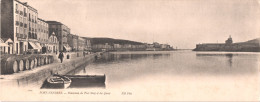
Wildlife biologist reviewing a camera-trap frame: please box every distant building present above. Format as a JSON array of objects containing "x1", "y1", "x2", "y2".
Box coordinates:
[
  {"x1": 78, "y1": 37, "x2": 85, "y2": 51},
  {"x1": 47, "y1": 32, "x2": 59, "y2": 53},
  {"x1": 153, "y1": 42, "x2": 160, "y2": 48},
  {"x1": 47, "y1": 21, "x2": 71, "y2": 52},
  {"x1": 67, "y1": 34, "x2": 78, "y2": 51},
  {"x1": 194, "y1": 36, "x2": 260, "y2": 52},
  {"x1": 84, "y1": 37, "x2": 92, "y2": 51},
  {"x1": 225, "y1": 35, "x2": 233, "y2": 45}
]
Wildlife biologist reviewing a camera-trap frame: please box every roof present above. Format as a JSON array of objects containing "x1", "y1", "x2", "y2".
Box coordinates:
[
  {"x1": 46, "y1": 21, "x2": 63, "y2": 25},
  {"x1": 1, "y1": 38, "x2": 12, "y2": 42},
  {"x1": 14, "y1": 0, "x2": 38, "y2": 13},
  {"x1": 198, "y1": 43, "x2": 225, "y2": 45},
  {"x1": 38, "y1": 18, "x2": 47, "y2": 22}
]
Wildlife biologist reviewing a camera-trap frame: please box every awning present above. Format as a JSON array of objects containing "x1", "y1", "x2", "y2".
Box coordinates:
[
  {"x1": 63, "y1": 46, "x2": 71, "y2": 51},
  {"x1": 0, "y1": 43, "x2": 8, "y2": 47},
  {"x1": 35, "y1": 43, "x2": 42, "y2": 49},
  {"x1": 29, "y1": 42, "x2": 39, "y2": 49}
]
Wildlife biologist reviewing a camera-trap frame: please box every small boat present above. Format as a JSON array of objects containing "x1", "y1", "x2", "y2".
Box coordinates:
[{"x1": 44, "y1": 74, "x2": 72, "y2": 89}]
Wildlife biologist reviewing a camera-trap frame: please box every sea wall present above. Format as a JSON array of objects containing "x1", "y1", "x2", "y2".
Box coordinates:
[
  {"x1": 194, "y1": 43, "x2": 260, "y2": 52},
  {"x1": 0, "y1": 54, "x2": 96, "y2": 88}
]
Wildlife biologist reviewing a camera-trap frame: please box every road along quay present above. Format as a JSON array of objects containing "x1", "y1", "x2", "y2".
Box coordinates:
[{"x1": 0, "y1": 52, "x2": 97, "y2": 88}]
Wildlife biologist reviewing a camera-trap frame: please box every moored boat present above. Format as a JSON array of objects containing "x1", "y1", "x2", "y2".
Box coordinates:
[{"x1": 43, "y1": 74, "x2": 72, "y2": 89}]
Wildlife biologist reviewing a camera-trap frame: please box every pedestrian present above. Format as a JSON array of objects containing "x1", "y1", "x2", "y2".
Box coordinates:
[{"x1": 58, "y1": 51, "x2": 64, "y2": 63}]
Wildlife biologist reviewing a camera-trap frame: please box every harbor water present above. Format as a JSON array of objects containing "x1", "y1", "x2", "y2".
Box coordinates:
[{"x1": 70, "y1": 50, "x2": 259, "y2": 101}]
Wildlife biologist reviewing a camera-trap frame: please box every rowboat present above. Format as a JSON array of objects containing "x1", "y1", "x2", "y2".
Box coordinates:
[{"x1": 44, "y1": 74, "x2": 72, "y2": 89}]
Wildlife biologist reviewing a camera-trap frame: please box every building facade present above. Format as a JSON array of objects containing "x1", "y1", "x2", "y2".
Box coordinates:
[
  {"x1": 1, "y1": 0, "x2": 44, "y2": 54},
  {"x1": 83, "y1": 37, "x2": 92, "y2": 51},
  {"x1": 47, "y1": 32, "x2": 59, "y2": 53},
  {"x1": 78, "y1": 37, "x2": 85, "y2": 51},
  {"x1": 37, "y1": 18, "x2": 49, "y2": 53},
  {"x1": 1, "y1": 0, "x2": 28, "y2": 54},
  {"x1": 67, "y1": 34, "x2": 78, "y2": 51},
  {"x1": 27, "y1": 3, "x2": 41, "y2": 53},
  {"x1": 47, "y1": 21, "x2": 71, "y2": 52},
  {"x1": 194, "y1": 36, "x2": 260, "y2": 52}
]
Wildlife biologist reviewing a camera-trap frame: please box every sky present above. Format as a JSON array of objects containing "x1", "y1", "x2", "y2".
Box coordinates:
[{"x1": 22, "y1": 0, "x2": 260, "y2": 49}]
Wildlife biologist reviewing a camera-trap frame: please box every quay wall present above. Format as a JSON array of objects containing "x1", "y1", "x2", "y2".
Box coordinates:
[
  {"x1": 193, "y1": 43, "x2": 260, "y2": 52},
  {"x1": 0, "y1": 53, "x2": 96, "y2": 88}
]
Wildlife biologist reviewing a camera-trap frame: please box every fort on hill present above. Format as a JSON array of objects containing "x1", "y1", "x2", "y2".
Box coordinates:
[{"x1": 193, "y1": 36, "x2": 260, "y2": 52}]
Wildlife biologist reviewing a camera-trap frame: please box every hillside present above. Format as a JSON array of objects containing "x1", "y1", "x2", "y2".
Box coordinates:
[
  {"x1": 244, "y1": 38, "x2": 260, "y2": 44},
  {"x1": 236, "y1": 38, "x2": 260, "y2": 44},
  {"x1": 82, "y1": 37, "x2": 144, "y2": 45}
]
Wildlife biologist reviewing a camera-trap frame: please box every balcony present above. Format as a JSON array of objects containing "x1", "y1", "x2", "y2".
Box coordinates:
[
  {"x1": 24, "y1": 13, "x2": 27, "y2": 17},
  {"x1": 19, "y1": 11, "x2": 23, "y2": 15},
  {"x1": 33, "y1": 33, "x2": 37, "y2": 39},
  {"x1": 16, "y1": 33, "x2": 20, "y2": 37},
  {"x1": 20, "y1": 22, "x2": 23, "y2": 27},
  {"x1": 15, "y1": 10, "x2": 19, "y2": 14},
  {"x1": 24, "y1": 34, "x2": 27, "y2": 39},
  {"x1": 15, "y1": 21, "x2": 19, "y2": 26},
  {"x1": 20, "y1": 34, "x2": 23, "y2": 38}
]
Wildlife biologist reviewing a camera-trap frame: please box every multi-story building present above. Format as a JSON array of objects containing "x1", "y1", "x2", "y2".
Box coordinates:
[
  {"x1": 1, "y1": 0, "x2": 30, "y2": 54},
  {"x1": 47, "y1": 21, "x2": 71, "y2": 52},
  {"x1": 78, "y1": 37, "x2": 85, "y2": 51},
  {"x1": 27, "y1": 3, "x2": 41, "y2": 53},
  {"x1": 83, "y1": 37, "x2": 92, "y2": 51},
  {"x1": 67, "y1": 34, "x2": 78, "y2": 51},
  {"x1": 37, "y1": 18, "x2": 49, "y2": 53},
  {"x1": 1, "y1": 0, "x2": 49, "y2": 54}
]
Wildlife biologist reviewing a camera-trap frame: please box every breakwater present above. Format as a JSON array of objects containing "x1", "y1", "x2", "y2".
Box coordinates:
[{"x1": 0, "y1": 53, "x2": 96, "y2": 88}]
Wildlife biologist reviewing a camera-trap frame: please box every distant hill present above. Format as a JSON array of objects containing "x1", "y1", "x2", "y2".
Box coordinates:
[
  {"x1": 82, "y1": 37, "x2": 144, "y2": 45},
  {"x1": 244, "y1": 38, "x2": 260, "y2": 44},
  {"x1": 236, "y1": 38, "x2": 260, "y2": 44}
]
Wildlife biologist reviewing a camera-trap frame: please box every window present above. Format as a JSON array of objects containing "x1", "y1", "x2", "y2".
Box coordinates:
[
  {"x1": 29, "y1": 13, "x2": 31, "y2": 20},
  {"x1": 16, "y1": 27, "x2": 18, "y2": 33},
  {"x1": 24, "y1": 8, "x2": 26, "y2": 13},
  {"x1": 24, "y1": 29, "x2": 26, "y2": 35},
  {"x1": 24, "y1": 18, "x2": 26, "y2": 24},
  {"x1": 20, "y1": 27, "x2": 22, "y2": 34},
  {"x1": 20, "y1": 17, "x2": 22, "y2": 22},
  {"x1": 16, "y1": 15, "x2": 18, "y2": 21},
  {"x1": 16, "y1": 4, "x2": 18, "y2": 10}
]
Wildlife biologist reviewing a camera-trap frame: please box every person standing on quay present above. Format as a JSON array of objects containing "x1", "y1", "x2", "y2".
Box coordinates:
[{"x1": 58, "y1": 52, "x2": 64, "y2": 63}]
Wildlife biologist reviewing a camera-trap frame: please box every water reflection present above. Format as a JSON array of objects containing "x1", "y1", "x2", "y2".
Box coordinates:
[
  {"x1": 225, "y1": 54, "x2": 233, "y2": 67},
  {"x1": 196, "y1": 53, "x2": 234, "y2": 67},
  {"x1": 68, "y1": 51, "x2": 260, "y2": 91},
  {"x1": 94, "y1": 52, "x2": 170, "y2": 64}
]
